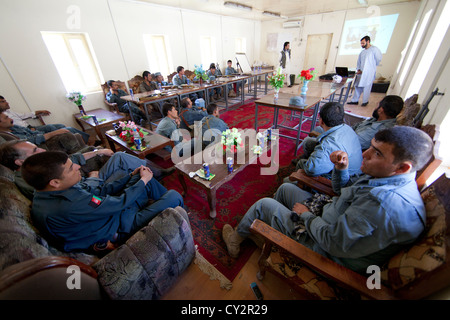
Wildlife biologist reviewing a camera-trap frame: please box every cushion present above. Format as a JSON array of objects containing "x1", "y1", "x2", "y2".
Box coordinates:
[{"x1": 380, "y1": 182, "x2": 447, "y2": 290}]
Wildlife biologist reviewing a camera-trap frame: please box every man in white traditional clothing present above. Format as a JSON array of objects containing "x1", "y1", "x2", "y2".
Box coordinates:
[
  {"x1": 348, "y1": 36, "x2": 382, "y2": 107},
  {"x1": 279, "y1": 42, "x2": 293, "y2": 87}
]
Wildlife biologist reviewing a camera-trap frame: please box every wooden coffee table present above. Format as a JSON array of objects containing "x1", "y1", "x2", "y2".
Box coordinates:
[
  {"x1": 105, "y1": 126, "x2": 174, "y2": 159},
  {"x1": 175, "y1": 137, "x2": 278, "y2": 218},
  {"x1": 73, "y1": 108, "x2": 126, "y2": 146}
]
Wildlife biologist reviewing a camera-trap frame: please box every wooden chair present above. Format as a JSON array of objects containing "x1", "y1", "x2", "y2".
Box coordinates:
[
  {"x1": 184, "y1": 70, "x2": 196, "y2": 81},
  {"x1": 100, "y1": 81, "x2": 130, "y2": 121},
  {"x1": 167, "y1": 72, "x2": 177, "y2": 84},
  {"x1": 127, "y1": 75, "x2": 144, "y2": 94},
  {"x1": 250, "y1": 173, "x2": 450, "y2": 300}
]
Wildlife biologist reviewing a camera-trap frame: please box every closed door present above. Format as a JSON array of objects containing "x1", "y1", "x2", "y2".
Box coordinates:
[{"x1": 304, "y1": 33, "x2": 333, "y2": 75}]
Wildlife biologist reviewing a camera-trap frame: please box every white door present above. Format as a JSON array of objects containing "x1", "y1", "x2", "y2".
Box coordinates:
[{"x1": 304, "y1": 33, "x2": 333, "y2": 75}]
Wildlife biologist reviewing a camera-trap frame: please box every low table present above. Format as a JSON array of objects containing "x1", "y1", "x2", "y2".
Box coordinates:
[
  {"x1": 105, "y1": 126, "x2": 174, "y2": 159},
  {"x1": 175, "y1": 137, "x2": 278, "y2": 218},
  {"x1": 73, "y1": 108, "x2": 126, "y2": 146}
]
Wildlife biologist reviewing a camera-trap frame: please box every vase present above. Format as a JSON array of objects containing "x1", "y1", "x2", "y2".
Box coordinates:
[
  {"x1": 274, "y1": 88, "x2": 280, "y2": 102},
  {"x1": 301, "y1": 80, "x2": 309, "y2": 96},
  {"x1": 77, "y1": 104, "x2": 86, "y2": 116}
]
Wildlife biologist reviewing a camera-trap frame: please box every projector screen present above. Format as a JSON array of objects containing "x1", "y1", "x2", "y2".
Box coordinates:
[{"x1": 339, "y1": 14, "x2": 399, "y2": 55}]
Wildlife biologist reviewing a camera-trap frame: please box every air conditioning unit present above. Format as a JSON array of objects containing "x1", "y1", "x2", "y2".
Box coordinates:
[{"x1": 282, "y1": 20, "x2": 303, "y2": 28}]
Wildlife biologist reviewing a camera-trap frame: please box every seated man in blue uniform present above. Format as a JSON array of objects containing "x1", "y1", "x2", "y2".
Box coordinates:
[
  {"x1": 21, "y1": 151, "x2": 184, "y2": 252},
  {"x1": 155, "y1": 103, "x2": 197, "y2": 158},
  {"x1": 0, "y1": 140, "x2": 174, "y2": 199},
  {"x1": 201, "y1": 103, "x2": 228, "y2": 148},
  {"x1": 294, "y1": 102, "x2": 362, "y2": 179},
  {"x1": 106, "y1": 80, "x2": 148, "y2": 126},
  {"x1": 224, "y1": 60, "x2": 243, "y2": 97},
  {"x1": 206, "y1": 63, "x2": 222, "y2": 102},
  {"x1": 300, "y1": 95, "x2": 404, "y2": 154},
  {"x1": 172, "y1": 66, "x2": 201, "y2": 101},
  {"x1": 178, "y1": 97, "x2": 207, "y2": 131},
  {"x1": 222, "y1": 126, "x2": 433, "y2": 274}
]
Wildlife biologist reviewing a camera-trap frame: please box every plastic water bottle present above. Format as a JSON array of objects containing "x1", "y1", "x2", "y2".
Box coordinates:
[
  {"x1": 158, "y1": 83, "x2": 162, "y2": 91},
  {"x1": 187, "y1": 79, "x2": 190, "y2": 85},
  {"x1": 130, "y1": 89, "x2": 134, "y2": 101},
  {"x1": 133, "y1": 128, "x2": 141, "y2": 150}
]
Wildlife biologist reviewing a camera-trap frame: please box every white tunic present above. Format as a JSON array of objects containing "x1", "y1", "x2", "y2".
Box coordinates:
[{"x1": 355, "y1": 45, "x2": 382, "y2": 87}]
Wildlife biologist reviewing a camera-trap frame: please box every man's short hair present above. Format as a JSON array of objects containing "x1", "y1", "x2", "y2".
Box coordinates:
[
  {"x1": 0, "y1": 140, "x2": 28, "y2": 171},
  {"x1": 361, "y1": 36, "x2": 371, "y2": 42},
  {"x1": 378, "y1": 95, "x2": 404, "y2": 118},
  {"x1": 180, "y1": 97, "x2": 191, "y2": 109},
  {"x1": 207, "y1": 103, "x2": 218, "y2": 115},
  {"x1": 319, "y1": 102, "x2": 344, "y2": 127},
  {"x1": 227, "y1": 60, "x2": 232, "y2": 63},
  {"x1": 162, "y1": 103, "x2": 175, "y2": 117},
  {"x1": 209, "y1": 63, "x2": 216, "y2": 69},
  {"x1": 142, "y1": 71, "x2": 151, "y2": 78},
  {"x1": 22, "y1": 151, "x2": 69, "y2": 191},
  {"x1": 0, "y1": 95, "x2": 4, "y2": 99},
  {"x1": 374, "y1": 126, "x2": 433, "y2": 172},
  {"x1": 177, "y1": 66, "x2": 184, "y2": 73},
  {"x1": 106, "y1": 80, "x2": 115, "y2": 88}
]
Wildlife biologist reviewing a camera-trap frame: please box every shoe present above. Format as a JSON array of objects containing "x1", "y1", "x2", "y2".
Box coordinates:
[
  {"x1": 288, "y1": 85, "x2": 293, "y2": 88},
  {"x1": 361, "y1": 102, "x2": 369, "y2": 107},
  {"x1": 347, "y1": 101, "x2": 358, "y2": 105},
  {"x1": 222, "y1": 224, "x2": 244, "y2": 258}
]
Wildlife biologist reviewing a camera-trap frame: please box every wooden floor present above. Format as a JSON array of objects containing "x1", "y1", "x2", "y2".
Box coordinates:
[{"x1": 161, "y1": 84, "x2": 385, "y2": 300}]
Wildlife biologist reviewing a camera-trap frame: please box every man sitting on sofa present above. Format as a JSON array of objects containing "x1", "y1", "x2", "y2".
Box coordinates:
[
  {"x1": 0, "y1": 95, "x2": 90, "y2": 144},
  {"x1": 222, "y1": 126, "x2": 433, "y2": 274},
  {"x1": 21, "y1": 151, "x2": 184, "y2": 252},
  {"x1": 0, "y1": 140, "x2": 174, "y2": 200},
  {"x1": 0, "y1": 110, "x2": 85, "y2": 153},
  {"x1": 178, "y1": 97, "x2": 207, "y2": 131}
]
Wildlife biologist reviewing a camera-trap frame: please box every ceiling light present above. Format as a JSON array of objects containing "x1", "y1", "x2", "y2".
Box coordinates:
[
  {"x1": 224, "y1": 1, "x2": 252, "y2": 12},
  {"x1": 262, "y1": 11, "x2": 281, "y2": 18}
]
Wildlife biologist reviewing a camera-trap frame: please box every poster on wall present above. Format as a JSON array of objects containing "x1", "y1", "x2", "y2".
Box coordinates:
[{"x1": 266, "y1": 33, "x2": 293, "y2": 52}]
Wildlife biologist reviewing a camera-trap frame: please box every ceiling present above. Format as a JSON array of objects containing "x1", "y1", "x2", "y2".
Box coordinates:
[{"x1": 133, "y1": 0, "x2": 416, "y2": 21}]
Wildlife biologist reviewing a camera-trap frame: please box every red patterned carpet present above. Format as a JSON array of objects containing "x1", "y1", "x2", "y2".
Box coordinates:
[{"x1": 149, "y1": 100, "x2": 315, "y2": 281}]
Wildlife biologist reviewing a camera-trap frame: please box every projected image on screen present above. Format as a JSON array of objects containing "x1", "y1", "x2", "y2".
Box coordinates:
[{"x1": 339, "y1": 14, "x2": 399, "y2": 55}]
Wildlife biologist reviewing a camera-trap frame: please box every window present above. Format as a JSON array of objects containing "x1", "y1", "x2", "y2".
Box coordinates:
[
  {"x1": 143, "y1": 34, "x2": 173, "y2": 80},
  {"x1": 235, "y1": 37, "x2": 246, "y2": 53},
  {"x1": 41, "y1": 32, "x2": 103, "y2": 93},
  {"x1": 200, "y1": 36, "x2": 217, "y2": 68}
]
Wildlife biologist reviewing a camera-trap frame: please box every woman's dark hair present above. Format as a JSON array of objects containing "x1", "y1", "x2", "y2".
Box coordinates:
[
  {"x1": 21, "y1": 151, "x2": 69, "y2": 191},
  {"x1": 319, "y1": 102, "x2": 344, "y2": 127},
  {"x1": 374, "y1": 126, "x2": 433, "y2": 172}
]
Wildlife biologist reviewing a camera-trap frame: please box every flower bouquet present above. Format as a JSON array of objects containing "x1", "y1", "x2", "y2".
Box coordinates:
[
  {"x1": 221, "y1": 128, "x2": 243, "y2": 153},
  {"x1": 297, "y1": 67, "x2": 317, "y2": 95},
  {"x1": 118, "y1": 121, "x2": 148, "y2": 143},
  {"x1": 297, "y1": 67, "x2": 317, "y2": 82},
  {"x1": 66, "y1": 91, "x2": 87, "y2": 115},
  {"x1": 268, "y1": 67, "x2": 285, "y2": 100},
  {"x1": 194, "y1": 64, "x2": 209, "y2": 83}
]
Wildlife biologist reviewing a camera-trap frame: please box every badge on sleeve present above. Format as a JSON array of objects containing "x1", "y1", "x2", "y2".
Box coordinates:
[{"x1": 89, "y1": 195, "x2": 102, "y2": 208}]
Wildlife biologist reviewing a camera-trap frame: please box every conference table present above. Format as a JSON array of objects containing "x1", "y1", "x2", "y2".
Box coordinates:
[{"x1": 254, "y1": 78, "x2": 353, "y2": 156}]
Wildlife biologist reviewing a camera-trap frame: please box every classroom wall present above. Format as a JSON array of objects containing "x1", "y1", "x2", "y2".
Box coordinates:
[
  {"x1": 0, "y1": 0, "x2": 260, "y2": 127},
  {"x1": 259, "y1": 1, "x2": 420, "y2": 81}
]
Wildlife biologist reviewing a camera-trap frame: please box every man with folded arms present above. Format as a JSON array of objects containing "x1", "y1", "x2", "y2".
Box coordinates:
[
  {"x1": 222, "y1": 126, "x2": 433, "y2": 274},
  {"x1": 21, "y1": 151, "x2": 183, "y2": 252}
]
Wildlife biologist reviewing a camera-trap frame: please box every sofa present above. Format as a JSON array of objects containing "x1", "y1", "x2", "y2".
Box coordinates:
[{"x1": 0, "y1": 163, "x2": 195, "y2": 299}]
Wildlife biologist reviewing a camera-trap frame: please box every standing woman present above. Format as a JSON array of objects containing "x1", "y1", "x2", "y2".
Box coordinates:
[{"x1": 279, "y1": 42, "x2": 293, "y2": 87}]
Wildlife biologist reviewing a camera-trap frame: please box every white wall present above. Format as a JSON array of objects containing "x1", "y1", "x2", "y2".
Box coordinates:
[
  {"x1": 259, "y1": 2, "x2": 420, "y2": 81},
  {"x1": 0, "y1": 0, "x2": 260, "y2": 128}
]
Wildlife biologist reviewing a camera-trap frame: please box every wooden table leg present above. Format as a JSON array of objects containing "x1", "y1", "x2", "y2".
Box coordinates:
[
  {"x1": 177, "y1": 171, "x2": 187, "y2": 197},
  {"x1": 207, "y1": 189, "x2": 217, "y2": 219}
]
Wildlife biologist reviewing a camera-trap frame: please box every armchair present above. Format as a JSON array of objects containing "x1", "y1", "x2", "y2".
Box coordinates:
[
  {"x1": 128, "y1": 75, "x2": 144, "y2": 94},
  {"x1": 250, "y1": 174, "x2": 450, "y2": 300},
  {"x1": 100, "y1": 81, "x2": 129, "y2": 116}
]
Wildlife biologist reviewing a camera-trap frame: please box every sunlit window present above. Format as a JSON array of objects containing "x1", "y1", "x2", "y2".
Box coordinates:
[
  {"x1": 200, "y1": 36, "x2": 217, "y2": 68},
  {"x1": 41, "y1": 32, "x2": 103, "y2": 93},
  {"x1": 143, "y1": 34, "x2": 173, "y2": 79},
  {"x1": 406, "y1": 1, "x2": 450, "y2": 98},
  {"x1": 398, "y1": 9, "x2": 433, "y2": 86},
  {"x1": 235, "y1": 37, "x2": 246, "y2": 53}
]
